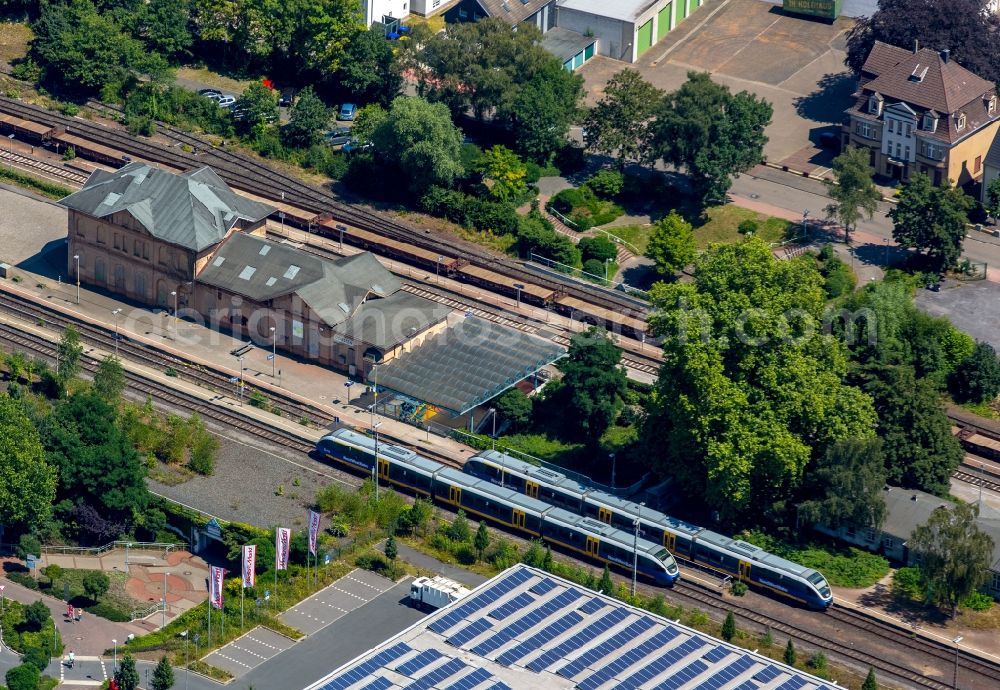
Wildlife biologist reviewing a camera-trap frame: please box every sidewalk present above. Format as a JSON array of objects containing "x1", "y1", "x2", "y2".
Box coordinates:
[{"x1": 0, "y1": 573, "x2": 143, "y2": 656}]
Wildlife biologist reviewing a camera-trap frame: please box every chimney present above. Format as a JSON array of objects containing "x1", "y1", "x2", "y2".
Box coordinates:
[
  {"x1": 914, "y1": 39, "x2": 919, "y2": 54},
  {"x1": 941, "y1": 49, "x2": 950, "y2": 63}
]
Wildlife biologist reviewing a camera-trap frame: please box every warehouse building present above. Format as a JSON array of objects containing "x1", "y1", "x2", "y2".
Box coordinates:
[{"x1": 305, "y1": 564, "x2": 835, "y2": 690}]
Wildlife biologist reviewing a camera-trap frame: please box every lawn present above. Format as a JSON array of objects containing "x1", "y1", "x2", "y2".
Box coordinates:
[
  {"x1": 694, "y1": 205, "x2": 793, "y2": 250},
  {"x1": 32, "y1": 569, "x2": 140, "y2": 621},
  {"x1": 0, "y1": 22, "x2": 32, "y2": 63},
  {"x1": 176, "y1": 66, "x2": 255, "y2": 95},
  {"x1": 602, "y1": 225, "x2": 652, "y2": 256}
]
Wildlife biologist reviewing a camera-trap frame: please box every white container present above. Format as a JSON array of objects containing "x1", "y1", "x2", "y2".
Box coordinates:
[{"x1": 409, "y1": 576, "x2": 470, "y2": 610}]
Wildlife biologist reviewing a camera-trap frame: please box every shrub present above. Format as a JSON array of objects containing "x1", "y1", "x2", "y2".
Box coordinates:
[
  {"x1": 738, "y1": 219, "x2": 758, "y2": 236},
  {"x1": 62, "y1": 146, "x2": 76, "y2": 161},
  {"x1": 960, "y1": 591, "x2": 994, "y2": 611},
  {"x1": 21, "y1": 644, "x2": 50, "y2": 672},
  {"x1": 82, "y1": 571, "x2": 110, "y2": 601},
  {"x1": 23, "y1": 601, "x2": 50, "y2": 631},
  {"x1": 587, "y1": 170, "x2": 624, "y2": 199},
  {"x1": 720, "y1": 611, "x2": 736, "y2": 641},
  {"x1": 5, "y1": 663, "x2": 40, "y2": 690},
  {"x1": 730, "y1": 581, "x2": 748, "y2": 597},
  {"x1": 809, "y1": 651, "x2": 828, "y2": 674},
  {"x1": 891, "y1": 567, "x2": 923, "y2": 601},
  {"x1": 355, "y1": 552, "x2": 390, "y2": 573},
  {"x1": 454, "y1": 544, "x2": 477, "y2": 565},
  {"x1": 448, "y1": 510, "x2": 472, "y2": 542},
  {"x1": 582, "y1": 258, "x2": 606, "y2": 280},
  {"x1": 578, "y1": 236, "x2": 617, "y2": 263},
  {"x1": 86, "y1": 601, "x2": 130, "y2": 622},
  {"x1": 490, "y1": 538, "x2": 519, "y2": 570},
  {"x1": 7, "y1": 572, "x2": 37, "y2": 590}
]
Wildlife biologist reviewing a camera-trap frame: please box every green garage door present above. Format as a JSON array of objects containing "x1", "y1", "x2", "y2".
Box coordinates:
[
  {"x1": 637, "y1": 19, "x2": 653, "y2": 56},
  {"x1": 657, "y1": 3, "x2": 672, "y2": 40},
  {"x1": 676, "y1": 0, "x2": 687, "y2": 23}
]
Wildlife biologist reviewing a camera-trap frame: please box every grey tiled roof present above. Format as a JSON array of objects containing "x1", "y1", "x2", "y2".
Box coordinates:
[
  {"x1": 477, "y1": 0, "x2": 550, "y2": 24},
  {"x1": 60, "y1": 164, "x2": 274, "y2": 252}
]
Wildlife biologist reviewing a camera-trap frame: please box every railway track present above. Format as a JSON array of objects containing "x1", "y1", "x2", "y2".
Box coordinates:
[
  {"x1": 952, "y1": 469, "x2": 1000, "y2": 493},
  {"x1": 0, "y1": 148, "x2": 89, "y2": 185}
]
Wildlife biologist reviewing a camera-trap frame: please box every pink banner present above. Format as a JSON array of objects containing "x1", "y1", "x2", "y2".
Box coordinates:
[
  {"x1": 209, "y1": 565, "x2": 224, "y2": 609},
  {"x1": 308, "y1": 511, "x2": 321, "y2": 557},
  {"x1": 242, "y1": 545, "x2": 256, "y2": 589},
  {"x1": 275, "y1": 527, "x2": 291, "y2": 571}
]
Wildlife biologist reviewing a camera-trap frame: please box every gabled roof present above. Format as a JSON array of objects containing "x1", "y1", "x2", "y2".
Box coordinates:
[
  {"x1": 861, "y1": 41, "x2": 994, "y2": 115},
  {"x1": 475, "y1": 0, "x2": 551, "y2": 25},
  {"x1": 60, "y1": 163, "x2": 274, "y2": 252},
  {"x1": 197, "y1": 233, "x2": 407, "y2": 327}
]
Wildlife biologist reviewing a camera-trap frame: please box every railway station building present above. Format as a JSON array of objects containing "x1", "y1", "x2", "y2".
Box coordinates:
[
  {"x1": 61, "y1": 163, "x2": 449, "y2": 374},
  {"x1": 304, "y1": 564, "x2": 834, "y2": 690}
]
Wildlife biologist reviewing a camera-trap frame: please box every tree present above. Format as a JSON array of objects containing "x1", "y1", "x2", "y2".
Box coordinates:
[
  {"x1": 645, "y1": 210, "x2": 695, "y2": 275},
  {"x1": 720, "y1": 611, "x2": 736, "y2": 642},
  {"x1": 651, "y1": 72, "x2": 772, "y2": 205},
  {"x1": 542, "y1": 546, "x2": 553, "y2": 572},
  {"x1": 21, "y1": 644, "x2": 50, "y2": 672},
  {"x1": 82, "y1": 570, "x2": 110, "y2": 600},
  {"x1": 336, "y1": 27, "x2": 402, "y2": 107},
  {"x1": 115, "y1": 652, "x2": 140, "y2": 690},
  {"x1": 234, "y1": 82, "x2": 278, "y2": 135},
  {"x1": 889, "y1": 173, "x2": 972, "y2": 273},
  {"x1": 862, "y1": 364, "x2": 963, "y2": 494},
  {"x1": 23, "y1": 601, "x2": 50, "y2": 631},
  {"x1": 798, "y1": 439, "x2": 887, "y2": 532},
  {"x1": 93, "y1": 356, "x2": 126, "y2": 402},
  {"x1": 384, "y1": 534, "x2": 397, "y2": 562},
  {"x1": 950, "y1": 342, "x2": 1000, "y2": 403},
  {"x1": 783, "y1": 640, "x2": 796, "y2": 667},
  {"x1": 986, "y1": 177, "x2": 1000, "y2": 221},
  {"x1": 861, "y1": 668, "x2": 879, "y2": 690},
  {"x1": 557, "y1": 328, "x2": 627, "y2": 445},
  {"x1": 844, "y1": 0, "x2": 1000, "y2": 82},
  {"x1": 5, "y1": 663, "x2": 40, "y2": 690},
  {"x1": 151, "y1": 655, "x2": 175, "y2": 690},
  {"x1": 132, "y1": 0, "x2": 192, "y2": 61},
  {"x1": 58, "y1": 325, "x2": 83, "y2": 382},
  {"x1": 911, "y1": 502, "x2": 994, "y2": 617},
  {"x1": 449, "y1": 510, "x2": 471, "y2": 542},
  {"x1": 474, "y1": 521, "x2": 489, "y2": 562},
  {"x1": 645, "y1": 238, "x2": 877, "y2": 522},
  {"x1": 42, "y1": 564, "x2": 64, "y2": 586},
  {"x1": 598, "y1": 565, "x2": 614, "y2": 595},
  {"x1": 0, "y1": 394, "x2": 57, "y2": 530},
  {"x1": 578, "y1": 236, "x2": 617, "y2": 264},
  {"x1": 516, "y1": 212, "x2": 581, "y2": 266},
  {"x1": 583, "y1": 69, "x2": 663, "y2": 167},
  {"x1": 282, "y1": 86, "x2": 329, "y2": 148},
  {"x1": 737, "y1": 219, "x2": 758, "y2": 236},
  {"x1": 823, "y1": 147, "x2": 881, "y2": 245},
  {"x1": 371, "y1": 96, "x2": 465, "y2": 196},
  {"x1": 494, "y1": 389, "x2": 532, "y2": 432},
  {"x1": 478, "y1": 145, "x2": 527, "y2": 203}
]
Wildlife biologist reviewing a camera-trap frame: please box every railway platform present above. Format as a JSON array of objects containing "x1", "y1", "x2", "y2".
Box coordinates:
[{"x1": 0, "y1": 263, "x2": 476, "y2": 465}]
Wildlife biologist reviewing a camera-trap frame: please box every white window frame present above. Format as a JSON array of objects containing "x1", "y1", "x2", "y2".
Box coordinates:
[{"x1": 957, "y1": 113, "x2": 967, "y2": 130}]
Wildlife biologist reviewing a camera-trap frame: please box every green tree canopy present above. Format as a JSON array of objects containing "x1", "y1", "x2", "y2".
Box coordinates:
[
  {"x1": 23, "y1": 601, "x2": 50, "y2": 631},
  {"x1": 783, "y1": 640, "x2": 796, "y2": 666},
  {"x1": 516, "y1": 213, "x2": 580, "y2": 266},
  {"x1": 58, "y1": 324, "x2": 83, "y2": 383},
  {"x1": 5, "y1": 663, "x2": 40, "y2": 690},
  {"x1": 889, "y1": 172, "x2": 972, "y2": 273},
  {"x1": 645, "y1": 210, "x2": 695, "y2": 275},
  {"x1": 987, "y1": 176, "x2": 1000, "y2": 220},
  {"x1": 556, "y1": 328, "x2": 627, "y2": 446},
  {"x1": 234, "y1": 82, "x2": 278, "y2": 135},
  {"x1": 82, "y1": 570, "x2": 110, "y2": 600},
  {"x1": 950, "y1": 341, "x2": 1000, "y2": 403},
  {"x1": 910, "y1": 502, "x2": 995, "y2": 617},
  {"x1": 131, "y1": 0, "x2": 192, "y2": 61},
  {"x1": 282, "y1": 86, "x2": 329, "y2": 148},
  {"x1": 598, "y1": 565, "x2": 614, "y2": 595},
  {"x1": 372, "y1": 96, "x2": 465, "y2": 196},
  {"x1": 798, "y1": 438, "x2": 887, "y2": 532},
  {"x1": 93, "y1": 356, "x2": 126, "y2": 402},
  {"x1": 651, "y1": 72, "x2": 772, "y2": 205},
  {"x1": 824, "y1": 146, "x2": 881, "y2": 245},
  {"x1": 720, "y1": 611, "x2": 736, "y2": 642},
  {"x1": 151, "y1": 655, "x2": 175, "y2": 690},
  {"x1": 583, "y1": 69, "x2": 663, "y2": 167},
  {"x1": 474, "y1": 521, "x2": 489, "y2": 561},
  {"x1": 493, "y1": 389, "x2": 532, "y2": 432},
  {"x1": 384, "y1": 534, "x2": 397, "y2": 561},
  {"x1": 644, "y1": 238, "x2": 877, "y2": 523},
  {"x1": 0, "y1": 394, "x2": 57, "y2": 531},
  {"x1": 579, "y1": 236, "x2": 618, "y2": 264},
  {"x1": 861, "y1": 668, "x2": 878, "y2": 690},
  {"x1": 336, "y1": 27, "x2": 402, "y2": 107},
  {"x1": 115, "y1": 652, "x2": 141, "y2": 690},
  {"x1": 477, "y1": 145, "x2": 527, "y2": 203}
]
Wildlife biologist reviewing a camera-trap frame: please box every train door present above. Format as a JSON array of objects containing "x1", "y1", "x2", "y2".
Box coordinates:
[
  {"x1": 598, "y1": 507, "x2": 612, "y2": 524},
  {"x1": 512, "y1": 509, "x2": 526, "y2": 529},
  {"x1": 378, "y1": 458, "x2": 389, "y2": 481},
  {"x1": 586, "y1": 536, "x2": 599, "y2": 557},
  {"x1": 449, "y1": 486, "x2": 462, "y2": 505},
  {"x1": 738, "y1": 561, "x2": 751, "y2": 582},
  {"x1": 525, "y1": 481, "x2": 539, "y2": 499},
  {"x1": 664, "y1": 532, "x2": 676, "y2": 551}
]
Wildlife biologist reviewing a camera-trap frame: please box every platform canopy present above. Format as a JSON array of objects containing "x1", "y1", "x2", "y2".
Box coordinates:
[{"x1": 374, "y1": 316, "x2": 565, "y2": 416}]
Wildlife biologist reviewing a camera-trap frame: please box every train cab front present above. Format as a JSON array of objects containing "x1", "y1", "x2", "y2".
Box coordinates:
[
  {"x1": 807, "y1": 571, "x2": 833, "y2": 610},
  {"x1": 653, "y1": 549, "x2": 681, "y2": 587}
]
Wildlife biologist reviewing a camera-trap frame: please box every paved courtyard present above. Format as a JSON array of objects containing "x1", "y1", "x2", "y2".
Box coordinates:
[
  {"x1": 915, "y1": 279, "x2": 1000, "y2": 352},
  {"x1": 577, "y1": 0, "x2": 859, "y2": 163}
]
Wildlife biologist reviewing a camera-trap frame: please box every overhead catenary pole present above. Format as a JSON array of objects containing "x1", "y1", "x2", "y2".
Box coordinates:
[{"x1": 632, "y1": 502, "x2": 644, "y2": 597}]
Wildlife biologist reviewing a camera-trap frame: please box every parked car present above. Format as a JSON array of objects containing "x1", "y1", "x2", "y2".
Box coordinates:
[
  {"x1": 204, "y1": 93, "x2": 224, "y2": 102},
  {"x1": 198, "y1": 88, "x2": 222, "y2": 97},
  {"x1": 337, "y1": 103, "x2": 357, "y2": 121},
  {"x1": 278, "y1": 88, "x2": 295, "y2": 107},
  {"x1": 343, "y1": 139, "x2": 372, "y2": 153},
  {"x1": 324, "y1": 127, "x2": 352, "y2": 147},
  {"x1": 217, "y1": 95, "x2": 237, "y2": 108}
]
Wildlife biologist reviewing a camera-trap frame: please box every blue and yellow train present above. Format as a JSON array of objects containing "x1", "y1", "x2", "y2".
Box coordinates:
[
  {"x1": 465, "y1": 450, "x2": 833, "y2": 610},
  {"x1": 316, "y1": 429, "x2": 680, "y2": 586}
]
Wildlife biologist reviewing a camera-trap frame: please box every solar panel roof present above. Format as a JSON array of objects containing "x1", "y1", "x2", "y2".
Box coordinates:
[{"x1": 303, "y1": 566, "x2": 835, "y2": 690}]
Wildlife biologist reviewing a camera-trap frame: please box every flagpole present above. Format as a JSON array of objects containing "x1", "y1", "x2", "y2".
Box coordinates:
[
  {"x1": 241, "y1": 584, "x2": 245, "y2": 630},
  {"x1": 221, "y1": 594, "x2": 225, "y2": 642},
  {"x1": 207, "y1": 595, "x2": 211, "y2": 648}
]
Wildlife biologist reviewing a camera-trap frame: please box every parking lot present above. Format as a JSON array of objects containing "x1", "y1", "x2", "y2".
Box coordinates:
[
  {"x1": 578, "y1": 0, "x2": 859, "y2": 165},
  {"x1": 916, "y1": 279, "x2": 1000, "y2": 353},
  {"x1": 203, "y1": 626, "x2": 296, "y2": 679}
]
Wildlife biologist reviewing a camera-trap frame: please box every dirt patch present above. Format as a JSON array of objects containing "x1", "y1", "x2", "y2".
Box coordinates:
[
  {"x1": 176, "y1": 67, "x2": 255, "y2": 95},
  {"x1": 0, "y1": 23, "x2": 32, "y2": 64}
]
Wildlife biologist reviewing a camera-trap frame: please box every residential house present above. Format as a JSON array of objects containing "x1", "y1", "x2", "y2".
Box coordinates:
[
  {"x1": 843, "y1": 41, "x2": 1000, "y2": 188},
  {"x1": 445, "y1": 0, "x2": 557, "y2": 31},
  {"x1": 815, "y1": 486, "x2": 1000, "y2": 599},
  {"x1": 363, "y1": 0, "x2": 410, "y2": 25}
]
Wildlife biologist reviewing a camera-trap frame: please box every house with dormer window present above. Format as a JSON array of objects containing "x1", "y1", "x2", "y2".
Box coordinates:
[{"x1": 843, "y1": 41, "x2": 1000, "y2": 188}]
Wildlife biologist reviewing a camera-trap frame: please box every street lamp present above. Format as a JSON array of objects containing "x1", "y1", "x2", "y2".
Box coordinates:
[
  {"x1": 7, "y1": 133, "x2": 14, "y2": 165},
  {"x1": 337, "y1": 224, "x2": 347, "y2": 253},
  {"x1": 953, "y1": 635, "x2": 963, "y2": 690},
  {"x1": 0, "y1": 584, "x2": 5, "y2": 613},
  {"x1": 73, "y1": 254, "x2": 80, "y2": 304},
  {"x1": 112, "y1": 639, "x2": 118, "y2": 673},
  {"x1": 514, "y1": 283, "x2": 525, "y2": 309},
  {"x1": 489, "y1": 407, "x2": 497, "y2": 451},
  {"x1": 373, "y1": 421, "x2": 383, "y2": 499},
  {"x1": 604, "y1": 257, "x2": 611, "y2": 285},
  {"x1": 801, "y1": 209, "x2": 809, "y2": 239},
  {"x1": 170, "y1": 290, "x2": 178, "y2": 338},
  {"x1": 162, "y1": 572, "x2": 169, "y2": 628},
  {"x1": 179, "y1": 631, "x2": 190, "y2": 690},
  {"x1": 632, "y1": 502, "x2": 644, "y2": 597},
  {"x1": 270, "y1": 326, "x2": 276, "y2": 379},
  {"x1": 112, "y1": 308, "x2": 121, "y2": 356},
  {"x1": 610, "y1": 453, "x2": 616, "y2": 487},
  {"x1": 238, "y1": 356, "x2": 245, "y2": 406},
  {"x1": 344, "y1": 380, "x2": 354, "y2": 404},
  {"x1": 279, "y1": 211, "x2": 286, "y2": 232},
  {"x1": 125, "y1": 542, "x2": 132, "y2": 573},
  {"x1": 436, "y1": 255, "x2": 444, "y2": 283}
]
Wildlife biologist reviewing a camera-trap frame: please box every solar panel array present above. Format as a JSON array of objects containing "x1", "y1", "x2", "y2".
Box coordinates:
[{"x1": 307, "y1": 566, "x2": 834, "y2": 690}]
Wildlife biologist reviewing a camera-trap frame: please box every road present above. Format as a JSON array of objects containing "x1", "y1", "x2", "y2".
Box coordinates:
[{"x1": 731, "y1": 166, "x2": 1000, "y2": 276}]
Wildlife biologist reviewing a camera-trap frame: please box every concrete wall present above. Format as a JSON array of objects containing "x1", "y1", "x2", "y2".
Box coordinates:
[
  {"x1": 364, "y1": 0, "x2": 411, "y2": 25},
  {"x1": 411, "y1": 0, "x2": 453, "y2": 15},
  {"x1": 556, "y1": 8, "x2": 633, "y2": 62},
  {"x1": 946, "y1": 119, "x2": 999, "y2": 186}
]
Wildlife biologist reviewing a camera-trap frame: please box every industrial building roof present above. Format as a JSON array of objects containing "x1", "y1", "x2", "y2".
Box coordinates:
[
  {"x1": 374, "y1": 315, "x2": 564, "y2": 415},
  {"x1": 60, "y1": 163, "x2": 274, "y2": 252},
  {"x1": 557, "y1": 0, "x2": 660, "y2": 23},
  {"x1": 304, "y1": 564, "x2": 835, "y2": 690},
  {"x1": 540, "y1": 27, "x2": 595, "y2": 63},
  {"x1": 475, "y1": 0, "x2": 552, "y2": 25}
]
